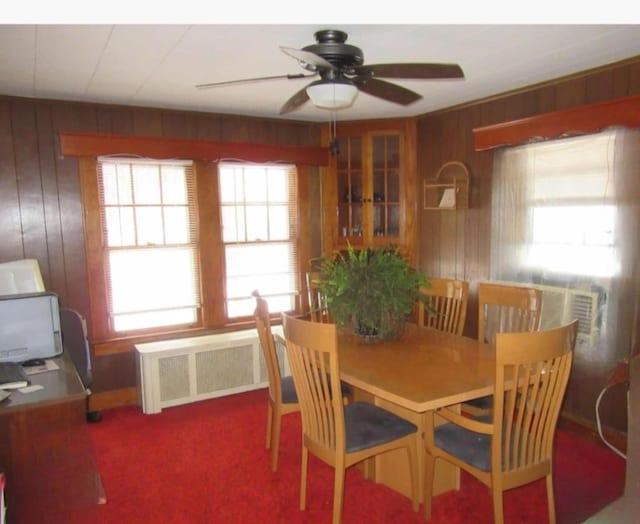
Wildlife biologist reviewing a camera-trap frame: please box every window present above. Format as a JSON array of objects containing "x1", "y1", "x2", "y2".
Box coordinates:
[
  {"x1": 97, "y1": 158, "x2": 200, "y2": 332},
  {"x1": 491, "y1": 129, "x2": 620, "y2": 280},
  {"x1": 490, "y1": 127, "x2": 640, "y2": 347},
  {"x1": 523, "y1": 131, "x2": 618, "y2": 277},
  {"x1": 218, "y1": 162, "x2": 299, "y2": 318}
]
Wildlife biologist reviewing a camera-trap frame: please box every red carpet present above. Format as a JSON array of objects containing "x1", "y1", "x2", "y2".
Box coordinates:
[{"x1": 76, "y1": 389, "x2": 625, "y2": 523}]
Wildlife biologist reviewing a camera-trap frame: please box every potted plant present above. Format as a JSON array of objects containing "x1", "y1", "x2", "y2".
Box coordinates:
[{"x1": 313, "y1": 243, "x2": 429, "y2": 342}]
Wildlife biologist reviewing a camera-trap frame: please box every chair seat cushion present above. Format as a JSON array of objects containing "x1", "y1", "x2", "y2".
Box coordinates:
[
  {"x1": 344, "y1": 401, "x2": 417, "y2": 453},
  {"x1": 281, "y1": 375, "x2": 298, "y2": 404},
  {"x1": 465, "y1": 394, "x2": 494, "y2": 409},
  {"x1": 435, "y1": 422, "x2": 491, "y2": 472},
  {"x1": 281, "y1": 376, "x2": 351, "y2": 404},
  {"x1": 339, "y1": 381, "x2": 353, "y2": 398}
]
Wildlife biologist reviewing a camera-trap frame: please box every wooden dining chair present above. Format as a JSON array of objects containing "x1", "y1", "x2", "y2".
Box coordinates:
[
  {"x1": 281, "y1": 312, "x2": 420, "y2": 524},
  {"x1": 306, "y1": 271, "x2": 332, "y2": 323},
  {"x1": 464, "y1": 282, "x2": 543, "y2": 416},
  {"x1": 417, "y1": 278, "x2": 469, "y2": 336},
  {"x1": 478, "y1": 282, "x2": 542, "y2": 346},
  {"x1": 253, "y1": 290, "x2": 299, "y2": 472},
  {"x1": 424, "y1": 320, "x2": 578, "y2": 524}
]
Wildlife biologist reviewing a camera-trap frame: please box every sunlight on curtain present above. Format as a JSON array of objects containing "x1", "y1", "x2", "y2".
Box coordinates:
[{"x1": 490, "y1": 127, "x2": 640, "y2": 367}]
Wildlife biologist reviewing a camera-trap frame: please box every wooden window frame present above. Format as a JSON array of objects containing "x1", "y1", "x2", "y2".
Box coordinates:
[
  {"x1": 96, "y1": 158, "x2": 201, "y2": 336},
  {"x1": 68, "y1": 133, "x2": 325, "y2": 354},
  {"x1": 217, "y1": 161, "x2": 300, "y2": 319}
]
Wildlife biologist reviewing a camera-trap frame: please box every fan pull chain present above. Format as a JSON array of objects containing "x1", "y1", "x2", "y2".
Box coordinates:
[{"x1": 329, "y1": 111, "x2": 339, "y2": 156}]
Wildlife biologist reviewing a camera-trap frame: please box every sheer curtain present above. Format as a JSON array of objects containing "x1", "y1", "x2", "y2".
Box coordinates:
[{"x1": 490, "y1": 127, "x2": 640, "y2": 371}]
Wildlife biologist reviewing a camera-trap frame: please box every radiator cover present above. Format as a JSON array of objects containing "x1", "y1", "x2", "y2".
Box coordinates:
[{"x1": 135, "y1": 326, "x2": 286, "y2": 414}]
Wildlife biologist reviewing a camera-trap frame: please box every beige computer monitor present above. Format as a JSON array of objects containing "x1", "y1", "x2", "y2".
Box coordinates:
[{"x1": 0, "y1": 259, "x2": 45, "y2": 296}]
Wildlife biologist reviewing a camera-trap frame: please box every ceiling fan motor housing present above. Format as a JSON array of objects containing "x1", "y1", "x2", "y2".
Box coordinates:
[{"x1": 303, "y1": 29, "x2": 364, "y2": 72}]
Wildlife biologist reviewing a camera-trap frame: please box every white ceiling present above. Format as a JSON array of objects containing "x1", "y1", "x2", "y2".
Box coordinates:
[{"x1": 1, "y1": 24, "x2": 639, "y2": 123}]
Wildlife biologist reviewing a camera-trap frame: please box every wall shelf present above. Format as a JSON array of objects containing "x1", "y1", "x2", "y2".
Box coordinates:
[{"x1": 423, "y1": 160, "x2": 470, "y2": 210}]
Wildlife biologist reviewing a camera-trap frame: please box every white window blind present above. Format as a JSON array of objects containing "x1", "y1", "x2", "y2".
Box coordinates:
[
  {"x1": 218, "y1": 162, "x2": 298, "y2": 318},
  {"x1": 492, "y1": 130, "x2": 619, "y2": 278},
  {"x1": 97, "y1": 158, "x2": 200, "y2": 332}
]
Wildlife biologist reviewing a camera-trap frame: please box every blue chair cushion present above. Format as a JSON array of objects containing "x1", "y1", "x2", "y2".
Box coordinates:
[
  {"x1": 281, "y1": 375, "x2": 298, "y2": 404},
  {"x1": 434, "y1": 416, "x2": 493, "y2": 472},
  {"x1": 465, "y1": 395, "x2": 494, "y2": 409},
  {"x1": 344, "y1": 401, "x2": 417, "y2": 453},
  {"x1": 339, "y1": 381, "x2": 353, "y2": 398},
  {"x1": 281, "y1": 376, "x2": 352, "y2": 404}
]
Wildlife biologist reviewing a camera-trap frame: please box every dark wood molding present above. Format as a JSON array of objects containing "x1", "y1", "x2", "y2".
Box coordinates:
[
  {"x1": 473, "y1": 93, "x2": 640, "y2": 151},
  {"x1": 89, "y1": 387, "x2": 138, "y2": 411},
  {"x1": 559, "y1": 410, "x2": 627, "y2": 455},
  {"x1": 59, "y1": 131, "x2": 329, "y2": 166}
]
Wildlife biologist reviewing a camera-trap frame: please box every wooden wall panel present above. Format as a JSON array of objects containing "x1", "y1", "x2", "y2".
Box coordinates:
[
  {"x1": 161, "y1": 111, "x2": 188, "y2": 137},
  {"x1": 35, "y1": 102, "x2": 67, "y2": 301},
  {"x1": 109, "y1": 106, "x2": 135, "y2": 135},
  {"x1": 0, "y1": 99, "x2": 23, "y2": 261},
  {"x1": 133, "y1": 108, "x2": 163, "y2": 136},
  {"x1": 191, "y1": 113, "x2": 222, "y2": 140},
  {"x1": 11, "y1": 100, "x2": 50, "y2": 282},
  {"x1": 51, "y1": 103, "x2": 95, "y2": 321},
  {"x1": 416, "y1": 57, "x2": 640, "y2": 430},
  {"x1": 0, "y1": 95, "x2": 321, "y2": 400}
]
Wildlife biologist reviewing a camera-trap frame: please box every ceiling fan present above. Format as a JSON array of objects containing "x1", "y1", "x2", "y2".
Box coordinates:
[{"x1": 196, "y1": 29, "x2": 464, "y2": 115}]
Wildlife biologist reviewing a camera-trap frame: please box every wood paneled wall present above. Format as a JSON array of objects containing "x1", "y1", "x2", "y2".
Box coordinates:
[
  {"x1": 0, "y1": 96, "x2": 322, "y2": 396},
  {"x1": 3, "y1": 57, "x2": 639, "y2": 427},
  {"x1": 416, "y1": 57, "x2": 640, "y2": 430}
]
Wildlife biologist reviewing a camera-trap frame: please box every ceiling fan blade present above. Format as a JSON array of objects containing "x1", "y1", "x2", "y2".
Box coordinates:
[
  {"x1": 280, "y1": 47, "x2": 337, "y2": 71},
  {"x1": 279, "y1": 86, "x2": 311, "y2": 114},
  {"x1": 353, "y1": 63, "x2": 464, "y2": 80},
  {"x1": 353, "y1": 77, "x2": 422, "y2": 106},
  {"x1": 196, "y1": 73, "x2": 314, "y2": 89}
]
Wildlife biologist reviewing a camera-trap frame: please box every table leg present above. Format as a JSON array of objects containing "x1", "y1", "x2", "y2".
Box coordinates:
[{"x1": 371, "y1": 397, "x2": 460, "y2": 502}]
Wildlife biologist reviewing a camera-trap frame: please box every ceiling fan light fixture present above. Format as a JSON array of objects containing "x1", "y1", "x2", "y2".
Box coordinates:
[{"x1": 306, "y1": 79, "x2": 358, "y2": 110}]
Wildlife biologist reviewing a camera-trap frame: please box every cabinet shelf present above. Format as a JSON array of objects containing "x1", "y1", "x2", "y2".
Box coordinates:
[
  {"x1": 322, "y1": 119, "x2": 417, "y2": 261},
  {"x1": 423, "y1": 161, "x2": 470, "y2": 210}
]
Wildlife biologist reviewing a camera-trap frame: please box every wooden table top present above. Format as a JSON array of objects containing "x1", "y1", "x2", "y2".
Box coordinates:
[
  {"x1": 0, "y1": 352, "x2": 86, "y2": 414},
  {"x1": 339, "y1": 323, "x2": 495, "y2": 413}
]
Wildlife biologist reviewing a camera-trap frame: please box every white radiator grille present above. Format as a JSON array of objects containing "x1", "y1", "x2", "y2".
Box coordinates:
[
  {"x1": 159, "y1": 354, "x2": 190, "y2": 402},
  {"x1": 195, "y1": 345, "x2": 254, "y2": 394},
  {"x1": 136, "y1": 327, "x2": 286, "y2": 414}
]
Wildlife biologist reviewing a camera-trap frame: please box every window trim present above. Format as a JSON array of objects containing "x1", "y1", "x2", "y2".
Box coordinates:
[
  {"x1": 218, "y1": 161, "x2": 300, "y2": 319},
  {"x1": 473, "y1": 93, "x2": 640, "y2": 151},
  {"x1": 61, "y1": 132, "x2": 328, "y2": 166},
  {"x1": 78, "y1": 150, "x2": 314, "y2": 355},
  {"x1": 96, "y1": 157, "x2": 201, "y2": 335}
]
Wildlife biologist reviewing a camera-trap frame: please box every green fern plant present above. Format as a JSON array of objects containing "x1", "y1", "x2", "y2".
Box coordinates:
[{"x1": 314, "y1": 244, "x2": 429, "y2": 341}]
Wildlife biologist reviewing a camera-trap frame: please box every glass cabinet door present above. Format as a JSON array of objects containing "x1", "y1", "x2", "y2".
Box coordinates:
[
  {"x1": 336, "y1": 136, "x2": 364, "y2": 245},
  {"x1": 322, "y1": 119, "x2": 415, "y2": 261},
  {"x1": 372, "y1": 134, "x2": 400, "y2": 241}
]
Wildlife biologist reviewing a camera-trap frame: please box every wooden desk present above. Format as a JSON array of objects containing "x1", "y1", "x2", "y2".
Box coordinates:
[
  {"x1": 0, "y1": 353, "x2": 105, "y2": 523},
  {"x1": 338, "y1": 323, "x2": 495, "y2": 499}
]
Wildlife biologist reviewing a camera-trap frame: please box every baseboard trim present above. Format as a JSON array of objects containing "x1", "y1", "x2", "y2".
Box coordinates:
[
  {"x1": 89, "y1": 387, "x2": 138, "y2": 412},
  {"x1": 560, "y1": 411, "x2": 627, "y2": 454}
]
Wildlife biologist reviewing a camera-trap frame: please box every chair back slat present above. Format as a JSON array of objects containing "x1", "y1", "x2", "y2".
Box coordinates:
[
  {"x1": 282, "y1": 312, "x2": 345, "y2": 453},
  {"x1": 493, "y1": 320, "x2": 577, "y2": 475},
  {"x1": 418, "y1": 278, "x2": 469, "y2": 336},
  {"x1": 253, "y1": 291, "x2": 283, "y2": 405},
  {"x1": 479, "y1": 283, "x2": 542, "y2": 345},
  {"x1": 306, "y1": 272, "x2": 332, "y2": 323}
]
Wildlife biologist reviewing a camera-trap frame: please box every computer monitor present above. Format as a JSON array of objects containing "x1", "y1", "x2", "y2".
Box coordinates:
[{"x1": 0, "y1": 259, "x2": 45, "y2": 296}]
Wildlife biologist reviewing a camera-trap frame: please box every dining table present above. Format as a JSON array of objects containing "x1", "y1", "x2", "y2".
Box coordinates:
[{"x1": 338, "y1": 322, "x2": 495, "y2": 501}]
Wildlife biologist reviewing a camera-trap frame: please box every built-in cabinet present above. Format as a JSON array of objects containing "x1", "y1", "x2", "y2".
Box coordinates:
[{"x1": 321, "y1": 119, "x2": 417, "y2": 261}]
